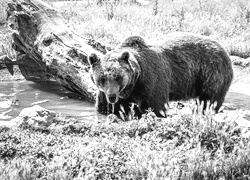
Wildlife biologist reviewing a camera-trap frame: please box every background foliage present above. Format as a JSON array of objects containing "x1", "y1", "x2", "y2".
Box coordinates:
[{"x1": 1, "y1": 0, "x2": 250, "y2": 179}]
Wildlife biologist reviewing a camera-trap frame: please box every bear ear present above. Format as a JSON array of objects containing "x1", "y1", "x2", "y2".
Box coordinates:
[
  {"x1": 120, "y1": 51, "x2": 130, "y2": 63},
  {"x1": 88, "y1": 53, "x2": 100, "y2": 66}
]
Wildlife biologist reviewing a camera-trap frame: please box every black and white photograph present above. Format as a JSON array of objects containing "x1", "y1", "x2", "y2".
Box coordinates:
[{"x1": 0, "y1": 0, "x2": 250, "y2": 179}]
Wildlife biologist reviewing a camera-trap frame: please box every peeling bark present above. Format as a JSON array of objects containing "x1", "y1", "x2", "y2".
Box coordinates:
[{"x1": 6, "y1": 0, "x2": 107, "y2": 102}]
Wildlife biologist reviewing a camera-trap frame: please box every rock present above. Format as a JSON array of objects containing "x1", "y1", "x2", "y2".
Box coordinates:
[
  {"x1": 230, "y1": 56, "x2": 250, "y2": 67},
  {"x1": 106, "y1": 114, "x2": 123, "y2": 124},
  {"x1": 10, "y1": 105, "x2": 57, "y2": 129}
]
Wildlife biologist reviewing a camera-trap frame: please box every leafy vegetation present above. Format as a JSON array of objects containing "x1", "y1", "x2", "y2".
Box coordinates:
[
  {"x1": 44, "y1": 0, "x2": 250, "y2": 58},
  {"x1": 1, "y1": 0, "x2": 250, "y2": 179},
  {"x1": 1, "y1": 107, "x2": 250, "y2": 179}
]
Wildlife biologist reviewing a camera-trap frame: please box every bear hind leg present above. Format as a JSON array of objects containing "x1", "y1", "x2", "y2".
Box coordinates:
[{"x1": 198, "y1": 93, "x2": 225, "y2": 113}]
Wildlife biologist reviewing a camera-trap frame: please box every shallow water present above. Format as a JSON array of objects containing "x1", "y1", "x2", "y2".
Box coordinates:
[
  {"x1": 0, "y1": 80, "x2": 249, "y2": 121},
  {"x1": 225, "y1": 92, "x2": 250, "y2": 110},
  {"x1": 0, "y1": 81, "x2": 105, "y2": 120}
]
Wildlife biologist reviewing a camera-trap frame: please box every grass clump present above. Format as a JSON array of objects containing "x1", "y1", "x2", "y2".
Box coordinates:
[
  {"x1": 1, "y1": 0, "x2": 250, "y2": 179},
  {"x1": 45, "y1": 0, "x2": 250, "y2": 59},
  {"x1": 1, "y1": 105, "x2": 250, "y2": 179}
]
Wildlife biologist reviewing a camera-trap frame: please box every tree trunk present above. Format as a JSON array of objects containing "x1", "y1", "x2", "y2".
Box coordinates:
[{"x1": 6, "y1": 0, "x2": 107, "y2": 102}]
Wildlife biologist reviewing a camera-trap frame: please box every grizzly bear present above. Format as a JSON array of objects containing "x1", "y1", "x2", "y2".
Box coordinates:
[{"x1": 88, "y1": 32, "x2": 233, "y2": 117}]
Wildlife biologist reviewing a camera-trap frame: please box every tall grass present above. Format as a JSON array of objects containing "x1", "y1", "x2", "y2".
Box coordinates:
[
  {"x1": 1, "y1": 0, "x2": 250, "y2": 57},
  {"x1": 0, "y1": 1, "x2": 7, "y2": 26},
  {"x1": 0, "y1": 0, "x2": 16, "y2": 59},
  {"x1": 0, "y1": 1, "x2": 250, "y2": 179},
  {"x1": 1, "y1": 105, "x2": 250, "y2": 179},
  {"x1": 46, "y1": 0, "x2": 250, "y2": 58}
]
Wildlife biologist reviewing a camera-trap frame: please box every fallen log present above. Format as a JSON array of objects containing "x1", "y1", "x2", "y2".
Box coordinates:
[
  {"x1": 6, "y1": 0, "x2": 108, "y2": 102},
  {"x1": 0, "y1": 55, "x2": 15, "y2": 75}
]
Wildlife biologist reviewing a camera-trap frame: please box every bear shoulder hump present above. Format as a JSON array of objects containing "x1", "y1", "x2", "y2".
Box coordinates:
[{"x1": 120, "y1": 36, "x2": 148, "y2": 50}]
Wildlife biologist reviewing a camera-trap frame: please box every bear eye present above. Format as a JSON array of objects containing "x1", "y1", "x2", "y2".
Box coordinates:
[
  {"x1": 99, "y1": 76, "x2": 107, "y2": 86},
  {"x1": 115, "y1": 76, "x2": 122, "y2": 82}
]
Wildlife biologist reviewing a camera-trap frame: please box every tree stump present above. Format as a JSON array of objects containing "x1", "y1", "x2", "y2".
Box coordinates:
[{"x1": 6, "y1": 0, "x2": 108, "y2": 102}]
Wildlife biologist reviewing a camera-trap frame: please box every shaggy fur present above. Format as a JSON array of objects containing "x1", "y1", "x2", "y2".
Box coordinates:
[{"x1": 88, "y1": 32, "x2": 233, "y2": 117}]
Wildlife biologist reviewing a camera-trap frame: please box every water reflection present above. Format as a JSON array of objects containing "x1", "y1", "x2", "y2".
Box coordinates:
[{"x1": 0, "y1": 80, "x2": 105, "y2": 120}]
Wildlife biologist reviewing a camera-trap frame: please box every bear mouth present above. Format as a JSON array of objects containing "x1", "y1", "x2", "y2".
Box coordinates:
[{"x1": 107, "y1": 94, "x2": 118, "y2": 104}]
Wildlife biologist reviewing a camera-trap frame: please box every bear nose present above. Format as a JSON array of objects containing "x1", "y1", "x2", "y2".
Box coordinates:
[{"x1": 108, "y1": 94, "x2": 117, "y2": 103}]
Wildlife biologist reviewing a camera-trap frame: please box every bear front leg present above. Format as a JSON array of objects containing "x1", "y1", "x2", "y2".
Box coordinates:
[
  {"x1": 135, "y1": 100, "x2": 149, "y2": 117},
  {"x1": 96, "y1": 91, "x2": 120, "y2": 115},
  {"x1": 96, "y1": 91, "x2": 110, "y2": 115},
  {"x1": 96, "y1": 91, "x2": 140, "y2": 119}
]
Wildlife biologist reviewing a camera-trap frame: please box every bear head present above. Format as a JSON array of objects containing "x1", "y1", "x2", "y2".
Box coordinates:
[{"x1": 88, "y1": 51, "x2": 140, "y2": 104}]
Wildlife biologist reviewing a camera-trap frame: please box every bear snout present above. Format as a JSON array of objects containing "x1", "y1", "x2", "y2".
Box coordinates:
[{"x1": 107, "y1": 94, "x2": 118, "y2": 104}]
